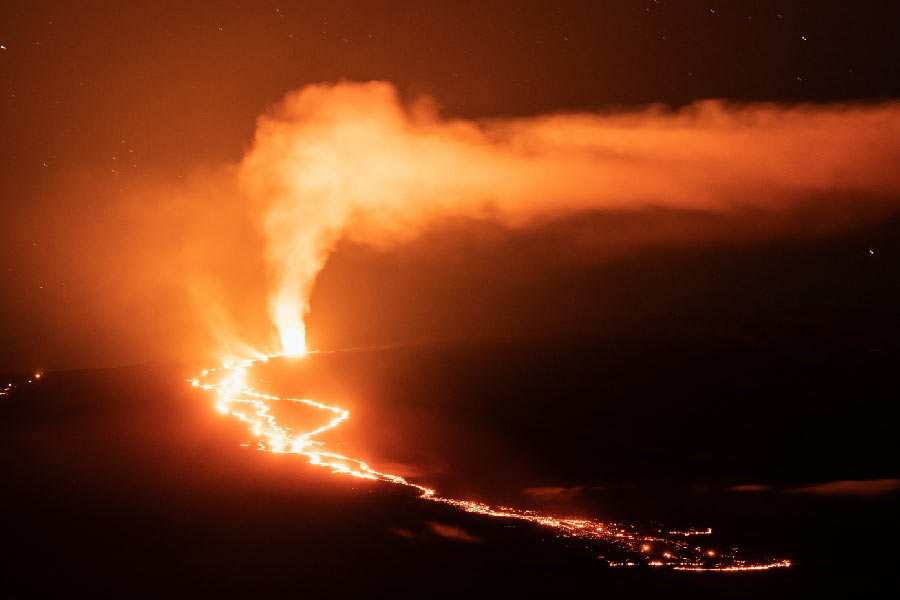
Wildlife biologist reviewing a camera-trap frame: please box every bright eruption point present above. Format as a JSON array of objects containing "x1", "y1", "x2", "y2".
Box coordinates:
[{"x1": 280, "y1": 325, "x2": 306, "y2": 356}]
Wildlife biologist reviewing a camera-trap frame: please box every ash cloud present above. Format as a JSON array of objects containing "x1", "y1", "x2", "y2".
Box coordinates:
[
  {"x1": 786, "y1": 478, "x2": 900, "y2": 497},
  {"x1": 238, "y1": 81, "x2": 900, "y2": 353},
  {"x1": 523, "y1": 485, "x2": 586, "y2": 501},
  {"x1": 427, "y1": 521, "x2": 481, "y2": 543}
]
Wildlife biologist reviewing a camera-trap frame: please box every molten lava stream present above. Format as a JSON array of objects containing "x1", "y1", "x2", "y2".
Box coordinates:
[{"x1": 191, "y1": 353, "x2": 789, "y2": 572}]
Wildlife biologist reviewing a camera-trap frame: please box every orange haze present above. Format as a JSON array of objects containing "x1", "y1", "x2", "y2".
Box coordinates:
[{"x1": 8, "y1": 81, "x2": 900, "y2": 369}]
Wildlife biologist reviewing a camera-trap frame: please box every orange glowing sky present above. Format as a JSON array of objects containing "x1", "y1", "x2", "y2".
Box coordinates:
[
  {"x1": 2, "y1": 2, "x2": 899, "y2": 370},
  {"x1": 3, "y1": 5, "x2": 900, "y2": 595}
]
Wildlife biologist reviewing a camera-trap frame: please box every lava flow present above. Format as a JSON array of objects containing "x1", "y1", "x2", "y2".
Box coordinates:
[{"x1": 191, "y1": 353, "x2": 790, "y2": 572}]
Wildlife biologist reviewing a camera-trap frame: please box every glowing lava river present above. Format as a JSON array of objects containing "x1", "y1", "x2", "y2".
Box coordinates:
[{"x1": 191, "y1": 352, "x2": 790, "y2": 572}]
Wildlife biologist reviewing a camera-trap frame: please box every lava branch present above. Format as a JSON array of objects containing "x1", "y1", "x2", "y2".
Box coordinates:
[{"x1": 191, "y1": 354, "x2": 790, "y2": 571}]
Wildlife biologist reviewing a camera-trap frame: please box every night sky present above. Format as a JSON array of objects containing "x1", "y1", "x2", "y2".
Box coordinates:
[{"x1": 1, "y1": 1, "x2": 899, "y2": 368}]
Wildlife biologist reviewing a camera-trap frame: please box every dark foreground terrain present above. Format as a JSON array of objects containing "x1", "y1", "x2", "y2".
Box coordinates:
[{"x1": 2, "y1": 314, "x2": 899, "y2": 598}]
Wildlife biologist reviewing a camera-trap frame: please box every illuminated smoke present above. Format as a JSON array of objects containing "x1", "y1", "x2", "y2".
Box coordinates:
[{"x1": 237, "y1": 81, "x2": 900, "y2": 352}]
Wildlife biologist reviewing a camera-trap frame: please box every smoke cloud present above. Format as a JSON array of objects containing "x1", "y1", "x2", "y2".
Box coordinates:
[{"x1": 236, "y1": 81, "x2": 900, "y2": 354}]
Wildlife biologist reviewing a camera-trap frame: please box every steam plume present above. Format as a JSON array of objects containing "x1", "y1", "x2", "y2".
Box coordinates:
[{"x1": 237, "y1": 81, "x2": 900, "y2": 354}]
